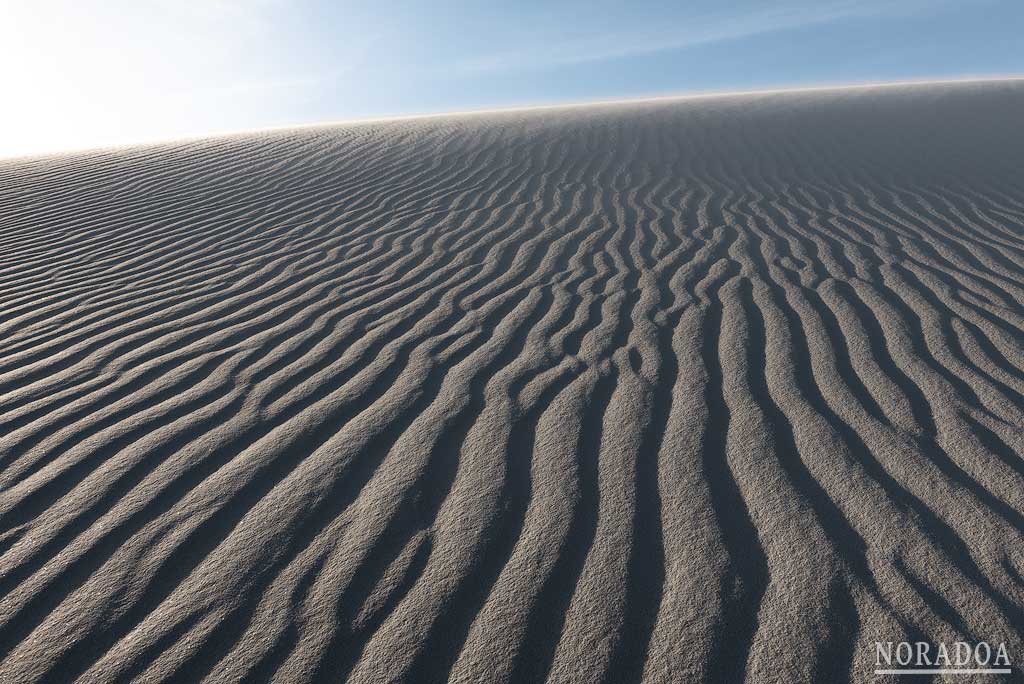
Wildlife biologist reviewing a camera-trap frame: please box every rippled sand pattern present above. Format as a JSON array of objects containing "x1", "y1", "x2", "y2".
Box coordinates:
[{"x1": 0, "y1": 81, "x2": 1022, "y2": 683}]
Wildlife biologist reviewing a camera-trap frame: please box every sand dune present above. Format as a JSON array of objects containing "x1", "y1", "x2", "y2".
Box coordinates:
[{"x1": 0, "y1": 79, "x2": 1023, "y2": 683}]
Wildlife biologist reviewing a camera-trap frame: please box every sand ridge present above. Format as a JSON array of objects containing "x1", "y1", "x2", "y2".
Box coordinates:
[{"x1": 0, "y1": 79, "x2": 1022, "y2": 683}]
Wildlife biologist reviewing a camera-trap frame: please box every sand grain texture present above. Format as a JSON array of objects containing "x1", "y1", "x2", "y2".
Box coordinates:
[{"x1": 0, "y1": 80, "x2": 1023, "y2": 683}]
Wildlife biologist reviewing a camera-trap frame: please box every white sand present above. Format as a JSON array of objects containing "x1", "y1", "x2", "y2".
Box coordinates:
[{"x1": 0, "y1": 79, "x2": 1022, "y2": 683}]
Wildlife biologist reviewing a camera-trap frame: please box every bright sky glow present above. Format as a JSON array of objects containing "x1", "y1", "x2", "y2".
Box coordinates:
[{"x1": 2, "y1": 0, "x2": 1022, "y2": 158}]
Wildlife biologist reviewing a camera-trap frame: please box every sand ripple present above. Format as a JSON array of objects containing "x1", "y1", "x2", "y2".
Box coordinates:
[{"x1": 0, "y1": 80, "x2": 1022, "y2": 683}]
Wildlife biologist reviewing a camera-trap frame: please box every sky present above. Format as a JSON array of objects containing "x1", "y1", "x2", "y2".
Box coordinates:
[{"x1": 2, "y1": 0, "x2": 1023, "y2": 158}]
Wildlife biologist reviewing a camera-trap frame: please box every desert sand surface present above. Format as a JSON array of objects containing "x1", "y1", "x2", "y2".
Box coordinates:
[{"x1": 0, "y1": 79, "x2": 1022, "y2": 684}]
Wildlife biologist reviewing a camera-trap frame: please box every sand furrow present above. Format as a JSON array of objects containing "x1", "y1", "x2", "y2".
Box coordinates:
[{"x1": 0, "y1": 80, "x2": 1022, "y2": 683}]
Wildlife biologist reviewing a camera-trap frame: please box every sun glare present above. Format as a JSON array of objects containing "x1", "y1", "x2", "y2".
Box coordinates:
[{"x1": 0, "y1": 1, "x2": 301, "y2": 158}]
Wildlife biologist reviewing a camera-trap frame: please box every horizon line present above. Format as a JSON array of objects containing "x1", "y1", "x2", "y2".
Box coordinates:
[{"x1": 5, "y1": 74, "x2": 1024, "y2": 162}]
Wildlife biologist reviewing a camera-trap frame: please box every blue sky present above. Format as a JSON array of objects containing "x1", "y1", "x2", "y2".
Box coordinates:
[{"x1": 2, "y1": 0, "x2": 1022, "y2": 157}]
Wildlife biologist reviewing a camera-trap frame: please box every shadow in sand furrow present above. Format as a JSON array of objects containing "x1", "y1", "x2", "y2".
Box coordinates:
[
  {"x1": 401, "y1": 367, "x2": 580, "y2": 684},
  {"x1": 0, "y1": 163, "x2": 507, "y2": 368},
  {"x1": 354, "y1": 167, "x2": 585, "y2": 309},
  {"x1": 0, "y1": 273, "x2": 307, "y2": 429},
  {"x1": 0, "y1": 528, "x2": 26, "y2": 562},
  {"x1": 758, "y1": 197, "x2": 854, "y2": 284},
  {"x1": 806, "y1": 316, "x2": 1024, "y2": 632},
  {"x1": 4, "y1": 155, "x2": 340, "y2": 239},
  {"x1": 697, "y1": 279, "x2": 768, "y2": 684},
  {"x1": 789, "y1": 187, "x2": 865, "y2": 275},
  {"x1": 953, "y1": 201, "x2": 1024, "y2": 252},
  {"x1": 865, "y1": 190, "x2": 1023, "y2": 304},
  {"x1": 226, "y1": 286, "x2": 561, "y2": 679},
  {"x1": 944, "y1": 319, "x2": 1024, "y2": 411},
  {"x1": 0, "y1": 296, "x2": 453, "y2": 650},
  {"x1": 150, "y1": 286, "x2": 558, "y2": 684},
  {"x1": 896, "y1": 188, "x2": 1024, "y2": 283},
  {"x1": 949, "y1": 319, "x2": 1024, "y2": 392},
  {"x1": 657, "y1": 223, "x2": 735, "y2": 318},
  {"x1": 258, "y1": 193, "x2": 596, "y2": 411},
  {"x1": 325, "y1": 287, "x2": 569, "y2": 678},
  {"x1": 606, "y1": 272, "x2": 643, "y2": 358},
  {"x1": 508, "y1": 368, "x2": 617, "y2": 684},
  {"x1": 829, "y1": 280, "x2": 941, "y2": 437},
  {"x1": 819, "y1": 575, "x2": 860, "y2": 684},
  {"x1": 0, "y1": 256, "x2": 312, "y2": 393},
  {"x1": 1002, "y1": 558, "x2": 1024, "y2": 590},
  {"x1": 0, "y1": 242, "x2": 403, "y2": 421},
  {"x1": 737, "y1": 278, "x2": 864, "y2": 680},
  {"x1": 301, "y1": 534, "x2": 433, "y2": 684},
  {"x1": 0, "y1": 185, "x2": 337, "y2": 315},
  {"x1": 0, "y1": 352, "x2": 241, "y2": 530},
  {"x1": 802, "y1": 281, "x2": 895, "y2": 428},
  {"x1": 634, "y1": 178, "x2": 681, "y2": 265},
  {"x1": 825, "y1": 186, "x2": 1018, "y2": 306},
  {"x1": 0, "y1": 387, "x2": 247, "y2": 656},
  {"x1": 900, "y1": 228, "x2": 1022, "y2": 311},
  {"x1": 877, "y1": 267, "x2": 1003, "y2": 412},
  {"x1": 743, "y1": 201, "x2": 1024, "y2": 630},
  {"x1": 824, "y1": 283, "x2": 1024, "y2": 556},
  {"x1": 944, "y1": 291, "x2": 1024, "y2": 350},
  {"x1": 894, "y1": 557, "x2": 981, "y2": 644},
  {"x1": 852, "y1": 287, "x2": 1024, "y2": 537},
  {"x1": 534, "y1": 246, "x2": 610, "y2": 353},
  {"x1": 744, "y1": 257, "x2": 873, "y2": 573},
  {"x1": 29, "y1": 282, "x2": 545, "y2": 684},
  {"x1": 651, "y1": 232, "x2": 703, "y2": 313},
  {"x1": 0, "y1": 358, "x2": 228, "y2": 559},
  {"x1": 1, "y1": 79, "x2": 1023, "y2": 683},
  {"x1": 917, "y1": 188, "x2": 1024, "y2": 264},
  {"x1": 962, "y1": 415, "x2": 1024, "y2": 482},
  {"x1": 560, "y1": 253, "x2": 616, "y2": 358},
  {"x1": 251, "y1": 262, "x2": 487, "y2": 409},
  {"x1": 891, "y1": 265, "x2": 1024, "y2": 410},
  {"x1": 745, "y1": 216, "x2": 896, "y2": 429},
  {"x1": 223, "y1": 543, "x2": 338, "y2": 684},
  {"x1": 604, "y1": 326, "x2": 673, "y2": 683},
  {"x1": 280, "y1": 497, "x2": 432, "y2": 683}
]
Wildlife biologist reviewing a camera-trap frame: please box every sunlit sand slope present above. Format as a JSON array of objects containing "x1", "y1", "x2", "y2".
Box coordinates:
[{"x1": 0, "y1": 80, "x2": 1022, "y2": 684}]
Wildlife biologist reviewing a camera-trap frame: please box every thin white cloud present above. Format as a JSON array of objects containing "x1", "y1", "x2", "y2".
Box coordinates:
[{"x1": 451, "y1": 0, "x2": 964, "y2": 74}]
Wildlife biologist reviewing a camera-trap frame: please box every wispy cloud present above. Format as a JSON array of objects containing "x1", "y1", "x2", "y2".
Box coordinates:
[{"x1": 451, "y1": 0, "x2": 963, "y2": 74}]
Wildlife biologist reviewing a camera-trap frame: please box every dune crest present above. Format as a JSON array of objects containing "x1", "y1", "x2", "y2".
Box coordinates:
[{"x1": 0, "y1": 80, "x2": 1022, "y2": 683}]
